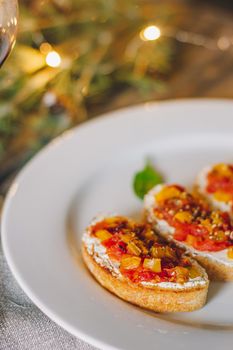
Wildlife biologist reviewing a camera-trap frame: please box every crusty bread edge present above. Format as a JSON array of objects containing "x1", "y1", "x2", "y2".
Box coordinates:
[
  {"x1": 82, "y1": 244, "x2": 209, "y2": 313},
  {"x1": 186, "y1": 248, "x2": 233, "y2": 281}
]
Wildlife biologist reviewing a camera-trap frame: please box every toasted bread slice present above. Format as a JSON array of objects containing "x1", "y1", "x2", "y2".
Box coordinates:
[
  {"x1": 195, "y1": 163, "x2": 233, "y2": 217},
  {"x1": 82, "y1": 215, "x2": 209, "y2": 312},
  {"x1": 144, "y1": 184, "x2": 233, "y2": 281}
]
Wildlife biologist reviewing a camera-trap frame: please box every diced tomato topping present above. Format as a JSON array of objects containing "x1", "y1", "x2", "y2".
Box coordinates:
[
  {"x1": 108, "y1": 247, "x2": 126, "y2": 261},
  {"x1": 121, "y1": 268, "x2": 151, "y2": 283},
  {"x1": 103, "y1": 236, "x2": 127, "y2": 261},
  {"x1": 90, "y1": 216, "x2": 203, "y2": 284},
  {"x1": 221, "y1": 211, "x2": 231, "y2": 224},
  {"x1": 136, "y1": 270, "x2": 157, "y2": 282},
  {"x1": 174, "y1": 223, "x2": 231, "y2": 251},
  {"x1": 173, "y1": 222, "x2": 208, "y2": 241},
  {"x1": 121, "y1": 269, "x2": 136, "y2": 282},
  {"x1": 193, "y1": 239, "x2": 229, "y2": 252},
  {"x1": 172, "y1": 184, "x2": 185, "y2": 192},
  {"x1": 173, "y1": 228, "x2": 187, "y2": 241},
  {"x1": 155, "y1": 185, "x2": 233, "y2": 253},
  {"x1": 122, "y1": 266, "x2": 173, "y2": 283},
  {"x1": 92, "y1": 218, "x2": 127, "y2": 234},
  {"x1": 207, "y1": 174, "x2": 233, "y2": 194},
  {"x1": 187, "y1": 223, "x2": 208, "y2": 237},
  {"x1": 92, "y1": 221, "x2": 108, "y2": 233},
  {"x1": 102, "y1": 235, "x2": 119, "y2": 248}
]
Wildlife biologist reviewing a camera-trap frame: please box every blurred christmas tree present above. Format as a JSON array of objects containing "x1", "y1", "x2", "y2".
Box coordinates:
[{"x1": 0, "y1": 0, "x2": 185, "y2": 181}]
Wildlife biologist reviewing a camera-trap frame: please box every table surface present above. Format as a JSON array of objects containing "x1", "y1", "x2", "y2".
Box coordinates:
[{"x1": 0, "y1": 1, "x2": 233, "y2": 349}]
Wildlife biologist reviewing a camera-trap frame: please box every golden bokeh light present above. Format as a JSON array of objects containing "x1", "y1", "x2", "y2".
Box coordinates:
[
  {"x1": 46, "y1": 51, "x2": 61, "y2": 68},
  {"x1": 140, "y1": 25, "x2": 161, "y2": 41}
]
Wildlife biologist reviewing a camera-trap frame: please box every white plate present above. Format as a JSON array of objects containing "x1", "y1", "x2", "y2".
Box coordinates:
[{"x1": 2, "y1": 99, "x2": 233, "y2": 350}]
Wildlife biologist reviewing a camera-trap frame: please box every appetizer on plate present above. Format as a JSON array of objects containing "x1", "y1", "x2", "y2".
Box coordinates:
[
  {"x1": 144, "y1": 184, "x2": 233, "y2": 281},
  {"x1": 82, "y1": 215, "x2": 209, "y2": 312},
  {"x1": 196, "y1": 163, "x2": 233, "y2": 216}
]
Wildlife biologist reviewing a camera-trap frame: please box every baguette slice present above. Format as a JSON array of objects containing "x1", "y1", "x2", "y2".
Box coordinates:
[
  {"x1": 144, "y1": 184, "x2": 233, "y2": 281},
  {"x1": 196, "y1": 163, "x2": 233, "y2": 217},
  {"x1": 82, "y1": 215, "x2": 209, "y2": 312}
]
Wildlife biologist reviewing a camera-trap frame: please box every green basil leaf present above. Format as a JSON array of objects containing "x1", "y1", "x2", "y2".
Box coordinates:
[{"x1": 133, "y1": 162, "x2": 164, "y2": 200}]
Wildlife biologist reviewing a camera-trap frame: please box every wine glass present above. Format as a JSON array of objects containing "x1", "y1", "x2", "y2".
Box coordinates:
[{"x1": 0, "y1": 0, "x2": 18, "y2": 67}]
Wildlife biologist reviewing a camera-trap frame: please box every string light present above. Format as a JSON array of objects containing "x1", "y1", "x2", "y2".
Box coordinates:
[
  {"x1": 39, "y1": 43, "x2": 62, "y2": 67},
  {"x1": 139, "y1": 25, "x2": 233, "y2": 52},
  {"x1": 165, "y1": 28, "x2": 233, "y2": 51},
  {"x1": 46, "y1": 50, "x2": 61, "y2": 68},
  {"x1": 140, "y1": 25, "x2": 161, "y2": 41}
]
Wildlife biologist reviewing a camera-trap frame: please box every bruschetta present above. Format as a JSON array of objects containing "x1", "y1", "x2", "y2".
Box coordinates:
[
  {"x1": 196, "y1": 163, "x2": 233, "y2": 216},
  {"x1": 82, "y1": 215, "x2": 209, "y2": 312},
  {"x1": 144, "y1": 184, "x2": 233, "y2": 281}
]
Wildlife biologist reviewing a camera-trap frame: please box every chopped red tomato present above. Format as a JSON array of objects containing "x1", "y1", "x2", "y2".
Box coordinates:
[
  {"x1": 173, "y1": 229, "x2": 187, "y2": 241},
  {"x1": 193, "y1": 239, "x2": 229, "y2": 252},
  {"x1": 207, "y1": 175, "x2": 233, "y2": 194},
  {"x1": 136, "y1": 269, "x2": 157, "y2": 282},
  {"x1": 120, "y1": 269, "x2": 136, "y2": 282},
  {"x1": 173, "y1": 223, "x2": 208, "y2": 241},
  {"x1": 103, "y1": 236, "x2": 127, "y2": 261},
  {"x1": 102, "y1": 235, "x2": 119, "y2": 248}
]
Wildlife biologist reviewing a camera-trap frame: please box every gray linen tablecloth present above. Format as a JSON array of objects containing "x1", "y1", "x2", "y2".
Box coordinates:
[{"x1": 0, "y1": 243, "x2": 98, "y2": 350}]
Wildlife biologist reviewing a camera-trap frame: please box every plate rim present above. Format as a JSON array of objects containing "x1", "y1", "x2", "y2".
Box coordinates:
[{"x1": 2, "y1": 98, "x2": 233, "y2": 349}]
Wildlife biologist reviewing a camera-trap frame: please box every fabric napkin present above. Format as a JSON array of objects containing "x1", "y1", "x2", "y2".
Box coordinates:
[{"x1": 0, "y1": 243, "x2": 98, "y2": 350}]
